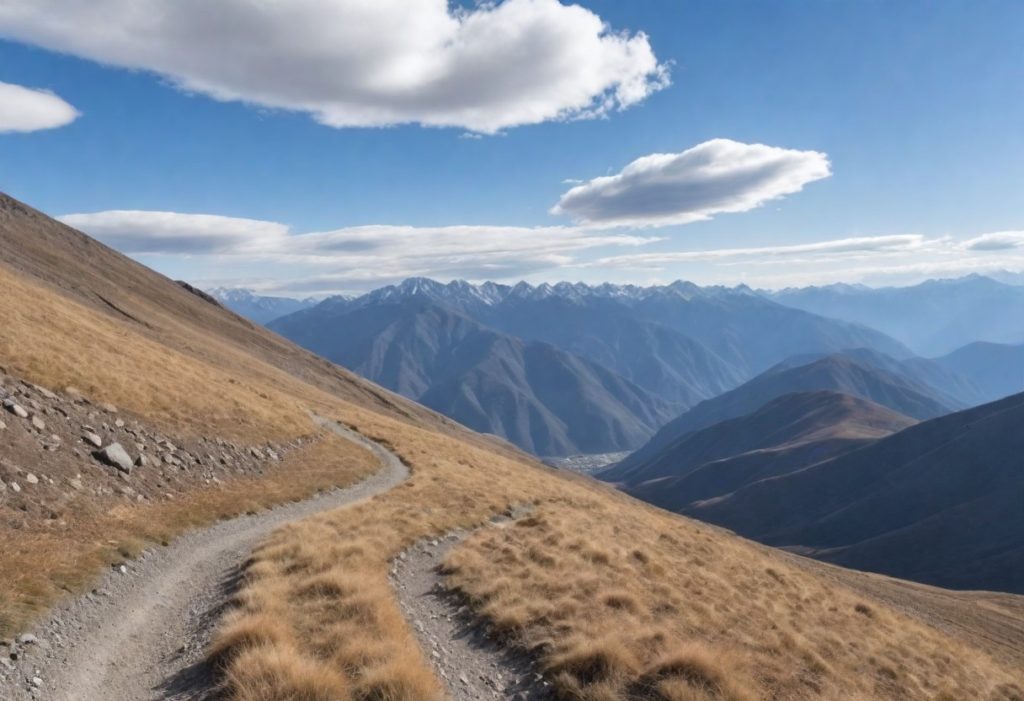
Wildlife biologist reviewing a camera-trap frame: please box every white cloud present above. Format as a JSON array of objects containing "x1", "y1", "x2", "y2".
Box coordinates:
[
  {"x1": 0, "y1": 81, "x2": 79, "y2": 133},
  {"x1": 59, "y1": 211, "x2": 289, "y2": 254},
  {"x1": 61, "y1": 209, "x2": 662, "y2": 291},
  {"x1": 551, "y1": 138, "x2": 831, "y2": 227},
  {"x1": 586, "y1": 234, "x2": 931, "y2": 269},
  {"x1": 0, "y1": 0, "x2": 668, "y2": 134},
  {"x1": 960, "y1": 230, "x2": 1024, "y2": 251}
]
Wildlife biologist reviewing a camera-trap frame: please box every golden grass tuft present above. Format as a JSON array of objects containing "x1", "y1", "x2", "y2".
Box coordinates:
[
  {"x1": 636, "y1": 646, "x2": 756, "y2": 701},
  {"x1": 225, "y1": 644, "x2": 351, "y2": 701}
]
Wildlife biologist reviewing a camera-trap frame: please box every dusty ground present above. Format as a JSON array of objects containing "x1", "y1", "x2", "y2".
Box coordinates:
[
  {"x1": 0, "y1": 417, "x2": 407, "y2": 701},
  {"x1": 390, "y1": 519, "x2": 552, "y2": 701}
]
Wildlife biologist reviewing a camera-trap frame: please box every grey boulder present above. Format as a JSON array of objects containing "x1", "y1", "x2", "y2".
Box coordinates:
[{"x1": 96, "y1": 443, "x2": 134, "y2": 474}]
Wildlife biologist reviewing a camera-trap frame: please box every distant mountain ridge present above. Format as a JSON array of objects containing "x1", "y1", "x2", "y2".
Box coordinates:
[
  {"x1": 306, "y1": 276, "x2": 912, "y2": 398},
  {"x1": 767, "y1": 274, "x2": 1024, "y2": 355},
  {"x1": 935, "y1": 341, "x2": 1024, "y2": 403},
  {"x1": 208, "y1": 287, "x2": 319, "y2": 324},
  {"x1": 685, "y1": 390, "x2": 1024, "y2": 593},
  {"x1": 611, "y1": 352, "x2": 959, "y2": 478},
  {"x1": 270, "y1": 299, "x2": 677, "y2": 456},
  {"x1": 615, "y1": 390, "x2": 916, "y2": 508},
  {"x1": 269, "y1": 277, "x2": 916, "y2": 457}
]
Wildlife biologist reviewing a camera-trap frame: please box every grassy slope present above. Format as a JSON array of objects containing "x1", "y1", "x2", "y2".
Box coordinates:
[{"x1": 1, "y1": 193, "x2": 1022, "y2": 699}]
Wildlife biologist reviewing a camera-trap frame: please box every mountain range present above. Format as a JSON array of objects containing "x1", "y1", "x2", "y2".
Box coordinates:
[
  {"x1": 270, "y1": 299, "x2": 676, "y2": 456},
  {"x1": 768, "y1": 275, "x2": 1024, "y2": 356},
  {"x1": 609, "y1": 351, "x2": 962, "y2": 477},
  {"x1": 268, "y1": 277, "x2": 915, "y2": 455},
  {"x1": 614, "y1": 389, "x2": 916, "y2": 508},
  {"x1": 208, "y1": 287, "x2": 318, "y2": 324}
]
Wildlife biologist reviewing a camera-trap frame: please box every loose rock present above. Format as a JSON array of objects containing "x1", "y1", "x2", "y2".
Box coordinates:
[
  {"x1": 95, "y1": 443, "x2": 134, "y2": 474},
  {"x1": 3, "y1": 400, "x2": 28, "y2": 419}
]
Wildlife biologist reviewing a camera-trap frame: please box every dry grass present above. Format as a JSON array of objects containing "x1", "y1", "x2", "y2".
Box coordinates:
[{"x1": 210, "y1": 406, "x2": 1024, "y2": 700}]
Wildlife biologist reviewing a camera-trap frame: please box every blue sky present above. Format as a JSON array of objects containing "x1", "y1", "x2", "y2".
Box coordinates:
[{"x1": 1, "y1": 0, "x2": 1023, "y2": 295}]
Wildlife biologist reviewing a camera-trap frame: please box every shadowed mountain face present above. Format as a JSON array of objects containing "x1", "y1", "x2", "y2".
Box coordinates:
[
  {"x1": 612, "y1": 353, "x2": 957, "y2": 477},
  {"x1": 282, "y1": 277, "x2": 912, "y2": 404},
  {"x1": 208, "y1": 288, "x2": 317, "y2": 324},
  {"x1": 769, "y1": 275, "x2": 1024, "y2": 356},
  {"x1": 270, "y1": 300, "x2": 677, "y2": 456},
  {"x1": 685, "y1": 391, "x2": 1024, "y2": 594},
  {"x1": 935, "y1": 341, "x2": 1024, "y2": 403},
  {"x1": 608, "y1": 390, "x2": 915, "y2": 508}
]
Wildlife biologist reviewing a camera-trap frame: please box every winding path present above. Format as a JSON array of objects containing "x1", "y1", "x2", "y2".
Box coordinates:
[
  {"x1": 0, "y1": 416, "x2": 408, "y2": 701},
  {"x1": 390, "y1": 517, "x2": 553, "y2": 701}
]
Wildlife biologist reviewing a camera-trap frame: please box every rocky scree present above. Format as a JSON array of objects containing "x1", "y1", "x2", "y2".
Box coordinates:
[{"x1": 0, "y1": 370, "x2": 305, "y2": 538}]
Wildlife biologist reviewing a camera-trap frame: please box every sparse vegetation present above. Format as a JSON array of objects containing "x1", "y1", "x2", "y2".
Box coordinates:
[{"x1": 209, "y1": 405, "x2": 1024, "y2": 700}]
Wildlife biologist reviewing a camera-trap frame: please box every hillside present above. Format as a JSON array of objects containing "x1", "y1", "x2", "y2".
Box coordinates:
[
  {"x1": 769, "y1": 275, "x2": 1024, "y2": 355},
  {"x1": 1, "y1": 192, "x2": 1022, "y2": 700},
  {"x1": 613, "y1": 391, "x2": 915, "y2": 508},
  {"x1": 270, "y1": 299, "x2": 677, "y2": 456},
  {"x1": 687, "y1": 391, "x2": 1024, "y2": 593},
  {"x1": 776, "y1": 347, "x2": 986, "y2": 409},
  {"x1": 612, "y1": 353, "x2": 955, "y2": 478},
  {"x1": 936, "y1": 341, "x2": 1024, "y2": 403}
]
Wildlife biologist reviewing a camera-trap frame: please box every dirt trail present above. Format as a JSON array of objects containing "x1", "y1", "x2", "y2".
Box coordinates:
[
  {"x1": 0, "y1": 416, "x2": 408, "y2": 701},
  {"x1": 390, "y1": 518, "x2": 553, "y2": 701}
]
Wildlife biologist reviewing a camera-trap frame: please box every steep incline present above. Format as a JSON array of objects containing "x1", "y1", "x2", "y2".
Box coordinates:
[
  {"x1": 687, "y1": 391, "x2": 1024, "y2": 592},
  {"x1": 615, "y1": 391, "x2": 915, "y2": 508},
  {"x1": 611, "y1": 354, "x2": 953, "y2": 479},
  {"x1": 271, "y1": 300, "x2": 677, "y2": 456}
]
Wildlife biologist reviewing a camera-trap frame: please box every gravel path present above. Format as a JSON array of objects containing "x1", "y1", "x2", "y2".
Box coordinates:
[
  {"x1": 390, "y1": 516, "x2": 553, "y2": 701},
  {"x1": 0, "y1": 416, "x2": 409, "y2": 701}
]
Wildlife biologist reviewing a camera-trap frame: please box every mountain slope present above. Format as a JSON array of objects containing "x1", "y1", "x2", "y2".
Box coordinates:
[
  {"x1": 477, "y1": 294, "x2": 743, "y2": 405},
  {"x1": 311, "y1": 277, "x2": 912, "y2": 405},
  {"x1": 2, "y1": 193, "x2": 1023, "y2": 699},
  {"x1": 770, "y1": 275, "x2": 1024, "y2": 355},
  {"x1": 936, "y1": 341, "x2": 1024, "y2": 402},
  {"x1": 687, "y1": 391, "x2": 1024, "y2": 592},
  {"x1": 611, "y1": 353, "x2": 955, "y2": 479},
  {"x1": 270, "y1": 299, "x2": 677, "y2": 456},
  {"x1": 208, "y1": 287, "x2": 317, "y2": 324},
  {"x1": 616, "y1": 390, "x2": 915, "y2": 508},
  {"x1": 773, "y1": 347, "x2": 985, "y2": 409}
]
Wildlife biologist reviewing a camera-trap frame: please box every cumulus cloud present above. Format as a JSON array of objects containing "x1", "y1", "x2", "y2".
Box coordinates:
[
  {"x1": 0, "y1": 81, "x2": 79, "y2": 133},
  {"x1": 0, "y1": 0, "x2": 668, "y2": 133},
  {"x1": 61, "y1": 209, "x2": 661, "y2": 290},
  {"x1": 960, "y1": 230, "x2": 1024, "y2": 251},
  {"x1": 552, "y1": 139, "x2": 831, "y2": 227}
]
